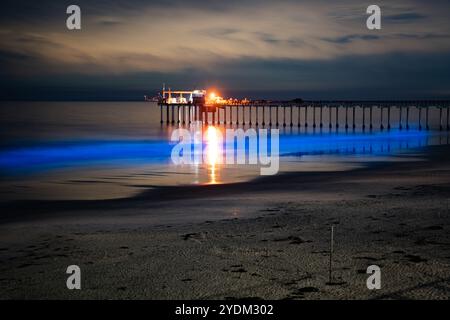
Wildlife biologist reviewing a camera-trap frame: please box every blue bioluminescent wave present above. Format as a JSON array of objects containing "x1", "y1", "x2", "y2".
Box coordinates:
[
  {"x1": 279, "y1": 129, "x2": 431, "y2": 156},
  {"x1": 0, "y1": 129, "x2": 443, "y2": 177},
  {"x1": 0, "y1": 140, "x2": 173, "y2": 176}
]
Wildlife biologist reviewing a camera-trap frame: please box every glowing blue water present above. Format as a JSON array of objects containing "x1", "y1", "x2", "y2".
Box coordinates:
[
  {"x1": 0, "y1": 128, "x2": 441, "y2": 176},
  {"x1": 0, "y1": 101, "x2": 448, "y2": 178}
]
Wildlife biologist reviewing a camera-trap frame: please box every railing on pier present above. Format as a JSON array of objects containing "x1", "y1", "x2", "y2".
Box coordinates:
[{"x1": 157, "y1": 101, "x2": 450, "y2": 131}]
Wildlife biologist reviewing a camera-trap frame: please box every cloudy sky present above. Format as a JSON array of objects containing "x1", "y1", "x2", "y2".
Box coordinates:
[{"x1": 1, "y1": 0, "x2": 450, "y2": 100}]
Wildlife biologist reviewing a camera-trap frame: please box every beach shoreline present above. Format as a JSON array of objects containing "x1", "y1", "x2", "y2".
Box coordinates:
[{"x1": 0, "y1": 145, "x2": 450, "y2": 299}]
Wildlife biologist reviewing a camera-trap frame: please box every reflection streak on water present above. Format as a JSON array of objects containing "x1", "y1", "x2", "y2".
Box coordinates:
[{"x1": 205, "y1": 126, "x2": 220, "y2": 184}]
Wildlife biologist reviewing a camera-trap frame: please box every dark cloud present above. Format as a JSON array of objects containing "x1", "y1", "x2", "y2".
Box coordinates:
[
  {"x1": 322, "y1": 32, "x2": 450, "y2": 44},
  {"x1": 252, "y1": 32, "x2": 304, "y2": 47},
  {"x1": 322, "y1": 34, "x2": 380, "y2": 44},
  {"x1": 97, "y1": 19, "x2": 123, "y2": 26},
  {"x1": 200, "y1": 28, "x2": 240, "y2": 37},
  {"x1": 0, "y1": 50, "x2": 32, "y2": 62},
  {"x1": 0, "y1": 0, "x2": 265, "y2": 23},
  {"x1": 393, "y1": 33, "x2": 450, "y2": 40},
  {"x1": 385, "y1": 12, "x2": 427, "y2": 22}
]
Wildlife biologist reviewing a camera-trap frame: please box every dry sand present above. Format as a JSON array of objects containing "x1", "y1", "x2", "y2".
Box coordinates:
[{"x1": 0, "y1": 146, "x2": 450, "y2": 299}]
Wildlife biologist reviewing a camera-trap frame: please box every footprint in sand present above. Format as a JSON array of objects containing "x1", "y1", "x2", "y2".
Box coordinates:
[
  {"x1": 229, "y1": 264, "x2": 247, "y2": 273},
  {"x1": 182, "y1": 232, "x2": 207, "y2": 242},
  {"x1": 424, "y1": 225, "x2": 443, "y2": 231},
  {"x1": 404, "y1": 254, "x2": 428, "y2": 263},
  {"x1": 287, "y1": 287, "x2": 320, "y2": 299},
  {"x1": 273, "y1": 236, "x2": 311, "y2": 245}
]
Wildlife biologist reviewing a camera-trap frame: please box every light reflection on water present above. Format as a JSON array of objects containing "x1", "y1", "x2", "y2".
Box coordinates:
[{"x1": 205, "y1": 126, "x2": 220, "y2": 184}]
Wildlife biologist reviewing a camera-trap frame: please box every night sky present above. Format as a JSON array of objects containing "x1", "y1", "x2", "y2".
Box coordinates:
[{"x1": 1, "y1": 0, "x2": 450, "y2": 100}]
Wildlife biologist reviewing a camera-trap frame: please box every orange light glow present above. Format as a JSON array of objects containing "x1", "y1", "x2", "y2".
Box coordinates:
[
  {"x1": 206, "y1": 90, "x2": 227, "y2": 105},
  {"x1": 205, "y1": 126, "x2": 219, "y2": 166},
  {"x1": 205, "y1": 126, "x2": 221, "y2": 184}
]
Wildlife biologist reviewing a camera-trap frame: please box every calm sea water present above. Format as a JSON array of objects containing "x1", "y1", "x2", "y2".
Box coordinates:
[{"x1": 0, "y1": 101, "x2": 448, "y2": 201}]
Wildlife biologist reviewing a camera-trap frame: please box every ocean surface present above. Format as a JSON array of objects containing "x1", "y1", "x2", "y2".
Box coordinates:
[{"x1": 0, "y1": 101, "x2": 449, "y2": 201}]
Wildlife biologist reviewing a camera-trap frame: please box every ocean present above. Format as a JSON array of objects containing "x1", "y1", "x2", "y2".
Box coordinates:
[{"x1": 0, "y1": 101, "x2": 448, "y2": 201}]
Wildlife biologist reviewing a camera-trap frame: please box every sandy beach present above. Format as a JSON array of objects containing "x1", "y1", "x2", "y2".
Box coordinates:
[
  {"x1": 0, "y1": 145, "x2": 449, "y2": 299},
  {"x1": 2, "y1": 0, "x2": 450, "y2": 307}
]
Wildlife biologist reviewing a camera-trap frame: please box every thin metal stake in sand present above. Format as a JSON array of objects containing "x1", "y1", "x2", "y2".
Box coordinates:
[
  {"x1": 441, "y1": 198, "x2": 448, "y2": 218},
  {"x1": 329, "y1": 225, "x2": 334, "y2": 284}
]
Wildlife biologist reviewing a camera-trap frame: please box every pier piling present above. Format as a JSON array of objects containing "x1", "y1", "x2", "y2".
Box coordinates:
[
  {"x1": 290, "y1": 106, "x2": 293, "y2": 127},
  {"x1": 406, "y1": 106, "x2": 410, "y2": 130},
  {"x1": 276, "y1": 106, "x2": 279, "y2": 127},
  {"x1": 380, "y1": 107, "x2": 384, "y2": 130},
  {"x1": 352, "y1": 106, "x2": 356, "y2": 130},
  {"x1": 304, "y1": 106, "x2": 308, "y2": 127},
  {"x1": 269, "y1": 106, "x2": 273, "y2": 126},
  {"x1": 447, "y1": 107, "x2": 450, "y2": 131},
  {"x1": 335, "y1": 106, "x2": 339, "y2": 129},
  {"x1": 362, "y1": 106, "x2": 366, "y2": 130},
  {"x1": 256, "y1": 107, "x2": 259, "y2": 126},
  {"x1": 387, "y1": 106, "x2": 391, "y2": 130},
  {"x1": 166, "y1": 105, "x2": 169, "y2": 124},
  {"x1": 155, "y1": 101, "x2": 449, "y2": 131},
  {"x1": 171, "y1": 105, "x2": 175, "y2": 124},
  {"x1": 320, "y1": 106, "x2": 323, "y2": 128},
  {"x1": 313, "y1": 106, "x2": 316, "y2": 128},
  {"x1": 345, "y1": 106, "x2": 348, "y2": 130},
  {"x1": 224, "y1": 107, "x2": 228, "y2": 125},
  {"x1": 187, "y1": 106, "x2": 191, "y2": 124},
  {"x1": 419, "y1": 107, "x2": 422, "y2": 130},
  {"x1": 328, "y1": 106, "x2": 332, "y2": 129},
  {"x1": 262, "y1": 106, "x2": 265, "y2": 126}
]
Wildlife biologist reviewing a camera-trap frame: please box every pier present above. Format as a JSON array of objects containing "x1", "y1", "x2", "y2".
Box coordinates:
[{"x1": 157, "y1": 101, "x2": 450, "y2": 131}]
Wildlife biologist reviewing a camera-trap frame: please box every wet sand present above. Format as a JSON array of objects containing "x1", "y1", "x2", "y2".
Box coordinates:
[{"x1": 0, "y1": 145, "x2": 450, "y2": 299}]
